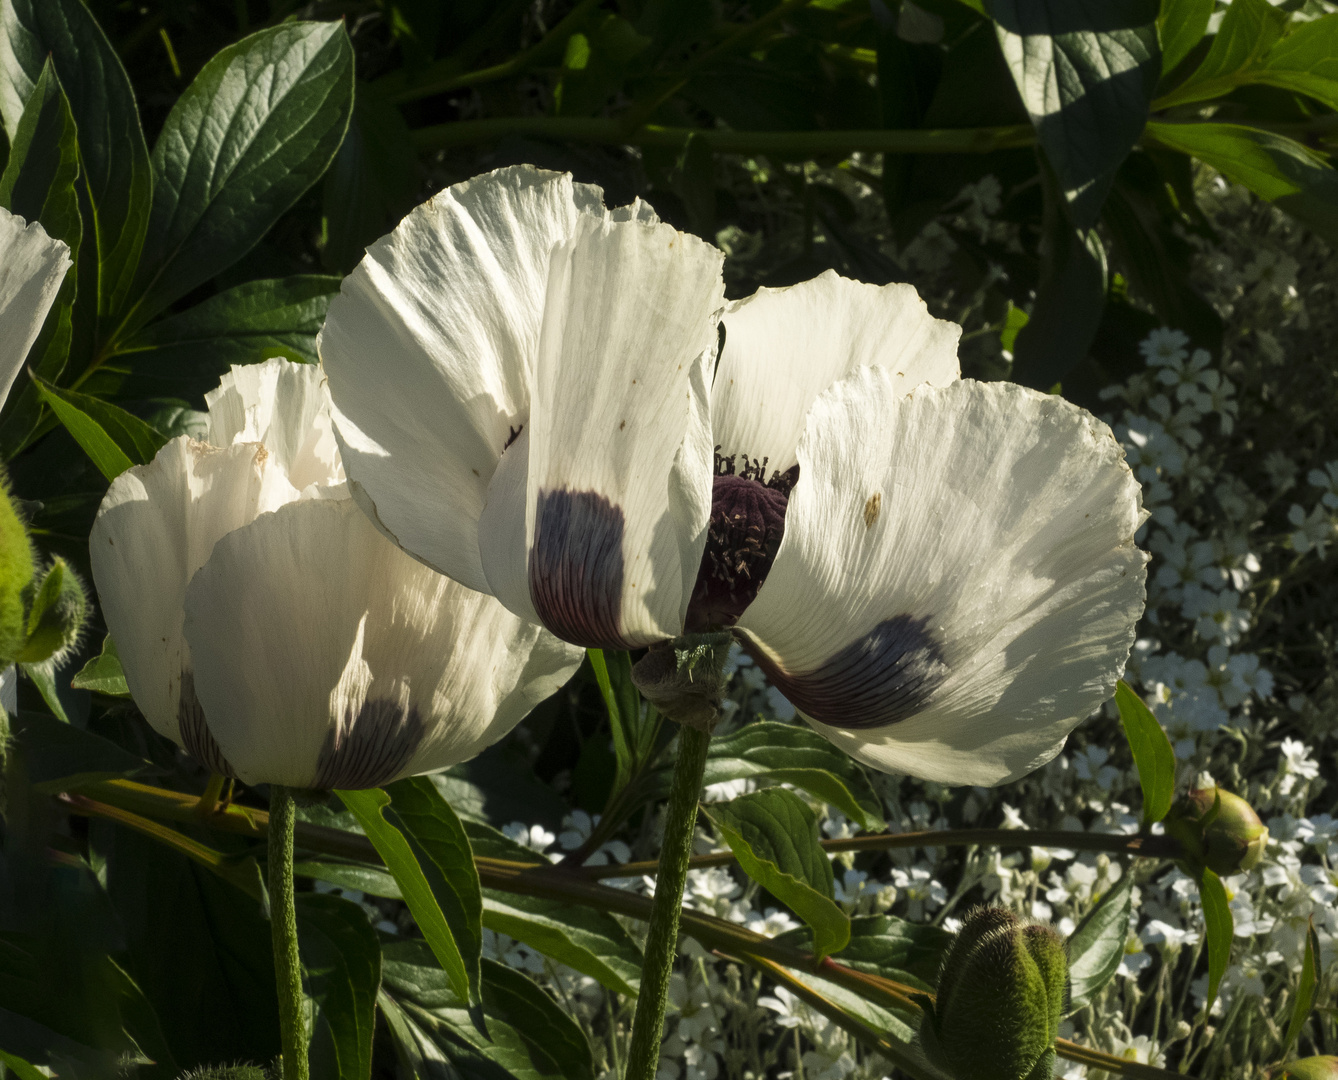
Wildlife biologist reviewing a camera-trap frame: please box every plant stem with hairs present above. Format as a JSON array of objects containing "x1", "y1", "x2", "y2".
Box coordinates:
[{"x1": 268, "y1": 786, "x2": 307, "y2": 1080}]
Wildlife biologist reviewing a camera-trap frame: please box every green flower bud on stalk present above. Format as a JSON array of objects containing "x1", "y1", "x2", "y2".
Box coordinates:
[
  {"x1": 1273, "y1": 1057, "x2": 1338, "y2": 1079},
  {"x1": 1164, "y1": 787, "x2": 1269, "y2": 877},
  {"x1": 0, "y1": 470, "x2": 36, "y2": 667},
  {"x1": 919, "y1": 906, "x2": 1068, "y2": 1080},
  {"x1": 15, "y1": 556, "x2": 89, "y2": 666}
]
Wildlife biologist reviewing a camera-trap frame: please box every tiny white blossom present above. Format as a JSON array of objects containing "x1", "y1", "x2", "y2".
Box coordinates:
[
  {"x1": 1309, "y1": 460, "x2": 1338, "y2": 509},
  {"x1": 1140, "y1": 328, "x2": 1190, "y2": 367},
  {"x1": 1288, "y1": 503, "x2": 1333, "y2": 558}
]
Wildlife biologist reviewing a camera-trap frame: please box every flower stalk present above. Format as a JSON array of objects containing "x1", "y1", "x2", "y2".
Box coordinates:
[
  {"x1": 623, "y1": 725, "x2": 712, "y2": 1080},
  {"x1": 267, "y1": 785, "x2": 308, "y2": 1080}
]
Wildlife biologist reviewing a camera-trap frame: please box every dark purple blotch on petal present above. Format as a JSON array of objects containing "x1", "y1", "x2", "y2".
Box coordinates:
[
  {"x1": 529, "y1": 488, "x2": 627, "y2": 650},
  {"x1": 753, "y1": 615, "x2": 948, "y2": 730},
  {"x1": 178, "y1": 668, "x2": 236, "y2": 777},
  {"x1": 314, "y1": 698, "x2": 427, "y2": 790}
]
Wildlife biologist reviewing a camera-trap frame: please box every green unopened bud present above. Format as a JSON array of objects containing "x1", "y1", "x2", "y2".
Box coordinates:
[
  {"x1": 919, "y1": 907, "x2": 1068, "y2": 1080},
  {"x1": 631, "y1": 632, "x2": 732, "y2": 732},
  {"x1": 1273, "y1": 1056, "x2": 1338, "y2": 1080},
  {"x1": 16, "y1": 557, "x2": 89, "y2": 665},
  {"x1": 176, "y1": 1064, "x2": 276, "y2": 1080},
  {"x1": 1165, "y1": 787, "x2": 1269, "y2": 876},
  {"x1": 0, "y1": 470, "x2": 36, "y2": 666}
]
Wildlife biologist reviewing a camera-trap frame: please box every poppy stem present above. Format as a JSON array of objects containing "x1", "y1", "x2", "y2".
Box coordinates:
[
  {"x1": 268, "y1": 785, "x2": 308, "y2": 1080},
  {"x1": 622, "y1": 725, "x2": 712, "y2": 1080}
]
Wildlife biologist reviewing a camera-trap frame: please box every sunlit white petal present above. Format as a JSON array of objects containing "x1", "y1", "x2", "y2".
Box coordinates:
[
  {"x1": 738, "y1": 372, "x2": 1146, "y2": 786},
  {"x1": 0, "y1": 207, "x2": 71, "y2": 412},
  {"x1": 479, "y1": 214, "x2": 723, "y2": 647},
  {"x1": 713, "y1": 270, "x2": 960, "y2": 475},
  {"x1": 320, "y1": 166, "x2": 653, "y2": 593},
  {"x1": 184, "y1": 497, "x2": 584, "y2": 788}
]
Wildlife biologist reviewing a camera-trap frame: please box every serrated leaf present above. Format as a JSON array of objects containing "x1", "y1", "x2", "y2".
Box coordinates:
[
  {"x1": 120, "y1": 21, "x2": 354, "y2": 334},
  {"x1": 30, "y1": 374, "x2": 164, "y2": 481},
  {"x1": 993, "y1": 0, "x2": 1160, "y2": 227},
  {"x1": 1155, "y1": 0, "x2": 1290, "y2": 108},
  {"x1": 296, "y1": 893, "x2": 381, "y2": 1080},
  {"x1": 70, "y1": 634, "x2": 130, "y2": 697},
  {"x1": 773, "y1": 914, "x2": 952, "y2": 989},
  {"x1": 0, "y1": 0, "x2": 151, "y2": 317},
  {"x1": 383, "y1": 777, "x2": 484, "y2": 1012},
  {"x1": 660, "y1": 721, "x2": 883, "y2": 830},
  {"x1": 703, "y1": 788, "x2": 850, "y2": 959},
  {"x1": 1065, "y1": 867, "x2": 1134, "y2": 1009},
  {"x1": 111, "y1": 275, "x2": 338, "y2": 399},
  {"x1": 337, "y1": 788, "x2": 473, "y2": 1016},
  {"x1": 381, "y1": 943, "x2": 593, "y2": 1080},
  {"x1": 1198, "y1": 867, "x2": 1232, "y2": 1011},
  {"x1": 1158, "y1": 0, "x2": 1214, "y2": 75},
  {"x1": 1285, "y1": 916, "x2": 1321, "y2": 1049},
  {"x1": 1114, "y1": 680, "x2": 1176, "y2": 825}
]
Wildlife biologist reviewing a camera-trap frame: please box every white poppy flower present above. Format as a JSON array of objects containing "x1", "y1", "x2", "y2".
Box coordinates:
[
  {"x1": 320, "y1": 167, "x2": 1147, "y2": 787},
  {"x1": 0, "y1": 206, "x2": 72, "y2": 411},
  {"x1": 90, "y1": 357, "x2": 583, "y2": 786}
]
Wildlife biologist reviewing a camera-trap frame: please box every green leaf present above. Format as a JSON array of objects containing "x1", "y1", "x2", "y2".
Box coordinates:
[
  {"x1": 588, "y1": 648, "x2": 658, "y2": 795},
  {"x1": 992, "y1": 0, "x2": 1160, "y2": 227},
  {"x1": 337, "y1": 788, "x2": 473, "y2": 1012},
  {"x1": 0, "y1": 59, "x2": 80, "y2": 455},
  {"x1": 1065, "y1": 867, "x2": 1134, "y2": 1010},
  {"x1": 30, "y1": 374, "x2": 164, "y2": 481},
  {"x1": 9, "y1": 708, "x2": 155, "y2": 791},
  {"x1": 703, "y1": 788, "x2": 850, "y2": 959},
  {"x1": 0, "y1": 1048, "x2": 48, "y2": 1080},
  {"x1": 381, "y1": 944, "x2": 594, "y2": 1080},
  {"x1": 1143, "y1": 121, "x2": 1338, "y2": 251},
  {"x1": 112, "y1": 275, "x2": 339, "y2": 398},
  {"x1": 1114, "y1": 681, "x2": 1176, "y2": 825},
  {"x1": 1198, "y1": 867, "x2": 1232, "y2": 1012},
  {"x1": 481, "y1": 891, "x2": 643, "y2": 997},
  {"x1": 321, "y1": 84, "x2": 419, "y2": 274},
  {"x1": 1155, "y1": 0, "x2": 1289, "y2": 107},
  {"x1": 296, "y1": 859, "x2": 402, "y2": 899},
  {"x1": 773, "y1": 914, "x2": 952, "y2": 990},
  {"x1": 122, "y1": 21, "x2": 354, "y2": 334},
  {"x1": 16, "y1": 661, "x2": 67, "y2": 721},
  {"x1": 658, "y1": 721, "x2": 883, "y2": 831},
  {"x1": 296, "y1": 893, "x2": 381, "y2": 1080},
  {"x1": 1285, "y1": 916, "x2": 1322, "y2": 1049},
  {"x1": 383, "y1": 777, "x2": 485, "y2": 1012},
  {"x1": 1158, "y1": 0, "x2": 1214, "y2": 75},
  {"x1": 1257, "y1": 15, "x2": 1338, "y2": 112},
  {"x1": 0, "y1": 0, "x2": 151, "y2": 317},
  {"x1": 70, "y1": 634, "x2": 130, "y2": 697},
  {"x1": 1010, "y1": 157, "x2": 1108, "y2": 390}
]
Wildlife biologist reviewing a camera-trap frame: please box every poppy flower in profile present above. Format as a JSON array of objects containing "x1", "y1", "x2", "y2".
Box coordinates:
[
  {"x1": 320, "y1": 167, "x2": 1147, "y2": 787},
  {"x1": 0, "y1": 206, "x2": 71, "y2": 411},
  {"x1": 89, "y1": 358, "x2": 583, "y2": 788}
]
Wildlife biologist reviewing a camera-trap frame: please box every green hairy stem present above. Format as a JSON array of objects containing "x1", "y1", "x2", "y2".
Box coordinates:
[
  {"x1": 622, "y1": 726, "x2": 712, "y2": 1080},
  {"x1": 268, "y1": 786, "x2": 308, "y2": 1080}
]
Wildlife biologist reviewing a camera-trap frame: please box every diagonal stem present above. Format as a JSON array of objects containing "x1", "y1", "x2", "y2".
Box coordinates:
[
  {"x1": 622, "y1": 726, "x2": 712, "y2": 1080},
  {"x1": 268, "y1": 786, "x2": 308, "y2": 1080}
]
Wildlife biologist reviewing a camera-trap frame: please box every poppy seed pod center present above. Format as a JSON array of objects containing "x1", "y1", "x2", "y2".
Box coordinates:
[{"x1": 685, "y1": 451, "x2": 797, "y2": 631}]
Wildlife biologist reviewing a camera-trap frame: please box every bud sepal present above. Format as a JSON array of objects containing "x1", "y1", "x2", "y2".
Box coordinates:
[{"x1": 1164, "y1": 787, "x2": 1269, "y2": 877}]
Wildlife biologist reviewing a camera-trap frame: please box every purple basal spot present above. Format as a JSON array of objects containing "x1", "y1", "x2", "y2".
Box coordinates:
[
  {"x1": 751, "y1": 615, "x2": 947, "y2": 729},
  {"x1": 178, "y1": 668, "x2": 236, "y2": 777},
  {"x1": 315, "y1": 697, "x2": 427, "y2": 790},
  {"x1": 529, "y1": 488, "x2": 627, "y2": 650},
  {"x1": 685, "y1": 449, "x2": 798, "y2": 631}
]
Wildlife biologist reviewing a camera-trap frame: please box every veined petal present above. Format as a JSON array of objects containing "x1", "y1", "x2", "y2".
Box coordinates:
[
  {"x1": 88, "y1": 436, "x2": 297, "y2": 765},
  {"x1": 205, "y1": 357, "x2": 343, "y2": 490},
  {"x1": 713, "y1": 271, "x2": 960, "y2": 476},
  {"x1": 183, "y1": 497, "x2": 584, "y2": 789},
  {"x1": 737, "y1": 373, "x2": 1146, "y2": 787},
  {"x1": 320, "y1": 166, "x2": 644, "y2": 594},
  {"x1": 0, "y1": 208, "x2": 71, "y2": 411},
  {"x1": 494, "y1": 214, "x2": 723, "y2": 648}
]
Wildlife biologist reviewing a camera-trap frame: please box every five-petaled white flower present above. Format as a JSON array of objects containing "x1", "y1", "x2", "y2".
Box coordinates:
[
  {"x1": 0, "y1": 206, "x2": 71, "y2": 414},
  {"x1": 89, "y1": 358, "x2": 583, "y2": 788},
  {"x1": 320, "y1": 166, "x2": 1148, "y2": 787}
]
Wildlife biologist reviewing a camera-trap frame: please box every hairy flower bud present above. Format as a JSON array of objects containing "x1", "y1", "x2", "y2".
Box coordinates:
[
  {"x1": 1165, "y1": 787, "x2": 1269, "y2": 876},
  {"x1": 1274, "y1": 1056, "x2": 1338, "y2": 1079},
  {"x1": 919, "y1": 906, "x2": 1068, "y2": 1080},
  {"x1": 631, "y1": 632, "x2": 733, "y2": 732},
  {"x1": 0, "y1": 471, "x2": 35, "y2": 666},
  {"x1": 16, "y1": 557, "x2": 89, "y2": 666}
]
